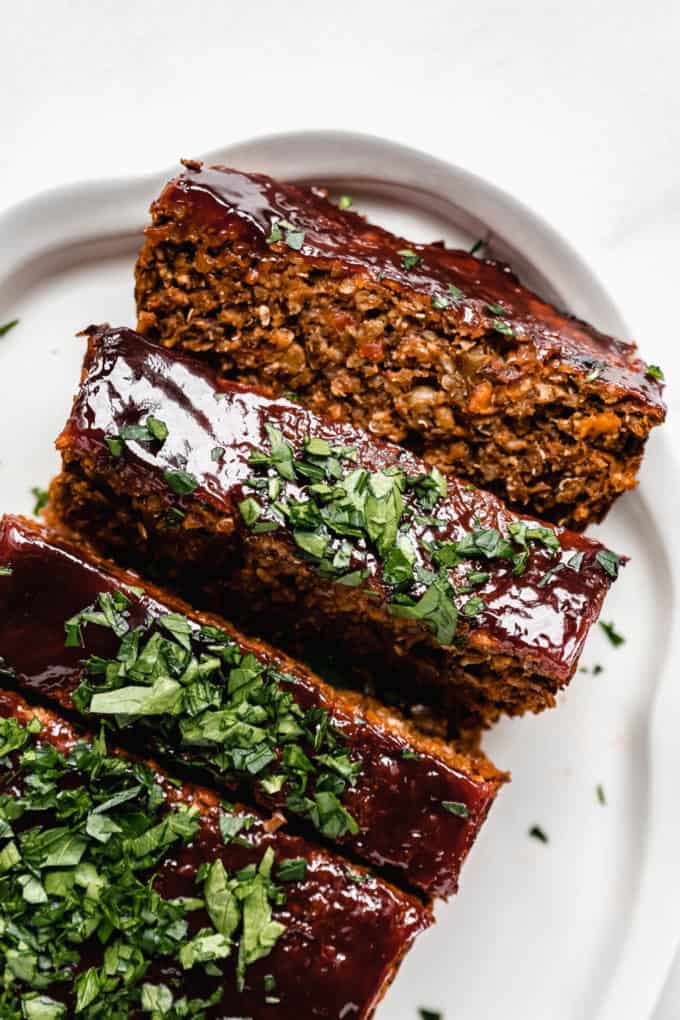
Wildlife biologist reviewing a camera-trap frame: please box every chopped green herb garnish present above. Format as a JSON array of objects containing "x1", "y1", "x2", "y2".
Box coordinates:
[
  {"x1": 337, "y1": 195, "x2": 353, "y2": 210},
  {"x1": 67, "y1": 592, "x2": 362, "y2": 844},
  {"x1": 397, "y1": 248, "x2": 421, "y2": 270},
  {"x1": 585, "y1": 361, "x2": 606, "y2": 383},
  {"x1": 30, "y1": 486, "x2": 49, "y2": 515},
  {"x1": 529, "y1": 824, "x2": 548, "y2": 843},
  {"x1": 238, "y1": 428, "x2": 562, "y2": 649},
  {"x1": 596, "y1": 783, "x2": 606, "y2": 805},
  {"x1": 486, "y1": 303, "x2": 505, "y2": 315},
  {"x1": 448, "y1": 283, "x2": 463, "y2": 300},
  {"x1": 0, "y1": 566, "x2": 12, "y2": 576},
  {"x1": 419, "y1": 1010, "x2": 443, "y2": 1020},
  {"x1": 163, "y1": 469, "x2": 199, "y2": 495},
  {"x1": 266, "y1": 219, "x2": 305, "y2": 251},
  {"x1": 105, "y1": 436, "x2": 124, "y2": 458},
  {"x1": 0, "y1": 716, "x2": 269, "y2": 1016},
  {"x1": 595, "y1": 549, "x2": 620, "y2": 579},
  {"x1": 432, "y1": 294, "x2": 450, "y2": 310},
  {"x1": 277, "y1": 857, "x2": 307, "y2": 882},
  {"x1": 0, "y1": 319, "x2": 19, "y2": 337},
  {"x1": 646, "y1": 364, "x2": 665, "y2": 381},
  {"x1": 211, "y1": 446, "x2": 225, "y2": 462},
  {"x1": 146, "y1": 415, "x2": 168, "y2": 442},
  {"x1": 442, "y1": 801, "x2": 469, "y2": 818},
  {"x1": 469, "y1": 238, "x2": 485, "y2": 256},
  {"x1": 401, "y1": 749, "x2": 423, "y2": 761},
  {"x1": 492, "y1": 318, "x2": 514, "y2": 337},
  {"x1": 239, "y1": 497, "x2": 262, "y2": 527},
  {"x1": 599, "y1": 620, "x2": 624, "y2": 647}
]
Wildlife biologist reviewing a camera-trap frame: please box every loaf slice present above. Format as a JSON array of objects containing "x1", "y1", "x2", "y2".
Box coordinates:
[
  {"x1": 50, "y1": 327, "x2": 620, "y2": 734},
  {"x1": 134, "y1": 161, "x2": 666, "y2": 529},
  {"x1": 0, "y1": 513, "x2": 504, "y2": 899},
  {"x1": 0, "y1": 687, "x2": 430, "y2": 1019}
]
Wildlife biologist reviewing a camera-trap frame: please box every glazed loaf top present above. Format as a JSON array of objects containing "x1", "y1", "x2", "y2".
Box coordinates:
[
  {"x1": 0, "y1": 513, "x2": 502, "y2": 898},
  {"x1": 148, "y1": 162, "x2": 664, "y2": 410},
  {"x1": 59, "y1": 327, "x2": 620, "y2": 683},
  {"x1": 0, "y1": 687, "x2": 430, "y2": 1019}
]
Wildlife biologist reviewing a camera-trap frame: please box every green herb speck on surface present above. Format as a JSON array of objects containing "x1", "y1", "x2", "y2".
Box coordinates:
[
  {"x1": 597, "y1": 784, "x2": 606, "y2": 805},
  {"x1": 645, "y1": 364, "x2": 665, "y2": 381},
  {"x1": 585, "y1": 361, "x2": 606, "y2": 383},
  {"x1": 442, "y1": 801, "x2": 470, "y2": 818},
  {"x1": 599, "y1": 620, "x2": 625, "y2": 647},
  {"x1": 0, "y1": 319, "x2": 19, "y2": 337},
  {"x1": 163, "y1": 468, "x2": 199, "y2": 495},
  {"x1": 239, "y1": 425, "x2": 563, "y2": 650},
  {"x1": 337, "y1": 195, "x2": 353, "y2": 210},
  {"x1": 0, "y1": 714, "x2": 289, "y2": 1016},
  {"x1": 419, "y1": 1010, "x2": 443, "y2": 1020},
  {"x1": 529, "y1": 824, "x2": 548, "y2": 843},
  {"x1": 266, "y1": 218, "x2": 305, "y2": 251},
  {"x1": 469, "y1": 238, "x2": 485, "y2": 256},
  {"x1": 397, "y1": 248, "x2": 421, "y2": 270},
  {"x1": 30, "y1": 486, "x2": 49, "y2": 515}
]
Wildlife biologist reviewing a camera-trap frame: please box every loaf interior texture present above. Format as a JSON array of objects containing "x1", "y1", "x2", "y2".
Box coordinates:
[
  {"x1": 49, "y1": 327, "x2": 620, "y2": 737},
  {"x1": 134, "y1": 163, "x2": 666, "y2": 529}
]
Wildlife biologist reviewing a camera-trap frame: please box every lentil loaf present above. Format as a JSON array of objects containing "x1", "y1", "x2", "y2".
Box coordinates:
[
  {"x1": 50, "y1": 327, "x2": 621, "y2": 735},
  {"x1": 134, "y1": 162, "x2": 666, "y2": 529},
  {"x1": 0, "y1": 687, "x2": 431, "y2": 1019},
  {"x1": 0, "y1": 513, "x2": 504, "y2": 899}
]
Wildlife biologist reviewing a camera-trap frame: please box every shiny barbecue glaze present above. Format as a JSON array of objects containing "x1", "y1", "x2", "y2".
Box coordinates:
[
  {"x1": 60, "y1": 327, "x2": 619, "y2": 682},
  {"x1": 0, "y1": 688, "x2": 430, "y2": 1019},
  {"x1": 0, "y1": 515, "x2": 502, "y2": 898},
  {"x1": 151, "y1": 164, "x2": 663, "y2": 409}
]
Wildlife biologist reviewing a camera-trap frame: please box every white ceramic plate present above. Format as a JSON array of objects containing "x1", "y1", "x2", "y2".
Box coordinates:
[{"x1": 0, "y1": 131, "x2": 678, "y2": 1020}]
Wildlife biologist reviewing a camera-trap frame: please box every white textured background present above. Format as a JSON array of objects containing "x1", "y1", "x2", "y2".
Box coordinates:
[{"x1": 1, "y1": 0, "x2": 679, "y2": 1014}]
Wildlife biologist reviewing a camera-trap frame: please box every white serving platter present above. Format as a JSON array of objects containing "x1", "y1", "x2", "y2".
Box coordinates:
[{"x1": 0, "y1": 131, "x2": 678, "y2": 1020}]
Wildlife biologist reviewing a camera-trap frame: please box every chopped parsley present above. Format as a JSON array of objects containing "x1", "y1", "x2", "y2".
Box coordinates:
[
  {"x1": 0, "y1": 319, "x2": 19, "y2": 337},
  {"x1": 266, "y1": 219, "x2": 305, "y2": 251},
  {"x1": 397, "y1": 248, "x2": 421, "y2": 270},
  {"x1": 0, "y1": 715, "x2": 288, "y2": 1016},
  {"x1": 529, "y1": 824, "x2": 548, "y2": 843},
  {"x1": 448, "y1": 283, "x2": 463, "y2": 300},
  {"x1": 585, "y1": 361, "x2": 606, "y2": 383},
  {"x1": 277, "y1": 858, "x2": 307, "y2": 882},
  {"x1": 469, "y1": 238, "x2": 485, "y2": 256},
  {"x1": 419, "y1": 1011, "x2": 442, "y2": 1020},
  {"x1": 432, "y1": 294, "x2": 450, "y2": 310},
  {"x1": 106, "y1": 415, "x2": 169, "y2": 455},
  {"x1": 337, "y1": 195, "x2": 353, "y2": 210},
  {"x1": 646, "y1": 364, "x2": 665, "y2": 381},
  {"x1": 492, "y1": 318, "x2": 514, "y2": 337},
  {"x1": 442, "y1": 801, "x2": 469, "y2": 818},
  {"x1": 67, "y1": 591, "x2": 363, "y2": 843},
  {"x1": 235, "y1": 428, "x2": 582, "y2": 648},
  {"x1": 163, "y1": 469, "x2": 199, "y2": 495},
  {"x1": 599, "y1": 620, "x2": 624, "y2": 647},
  {"x1": 595, "y1": 549, "x2": 620, "y2": 579},
  {"x1": 596, "y1": 784, "x2": 606, "y2": 805},
  {"x1": 30, "y1": 486, "x2": 49, "y2": 515}
]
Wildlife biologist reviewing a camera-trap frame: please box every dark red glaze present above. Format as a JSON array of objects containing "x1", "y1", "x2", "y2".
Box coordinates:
[
  {"x1": 152, "y1": 164, "x2": 664, "y2": 409},
  {"x1": 0, "y1": 514, "x2": 500, "y2": 898},
  {"x1": 0, "y1": 688, "x2": 430, "y2": 1019},
  {"x1": 62, "y1": 327, "x2": 620, "y2": 682}
]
